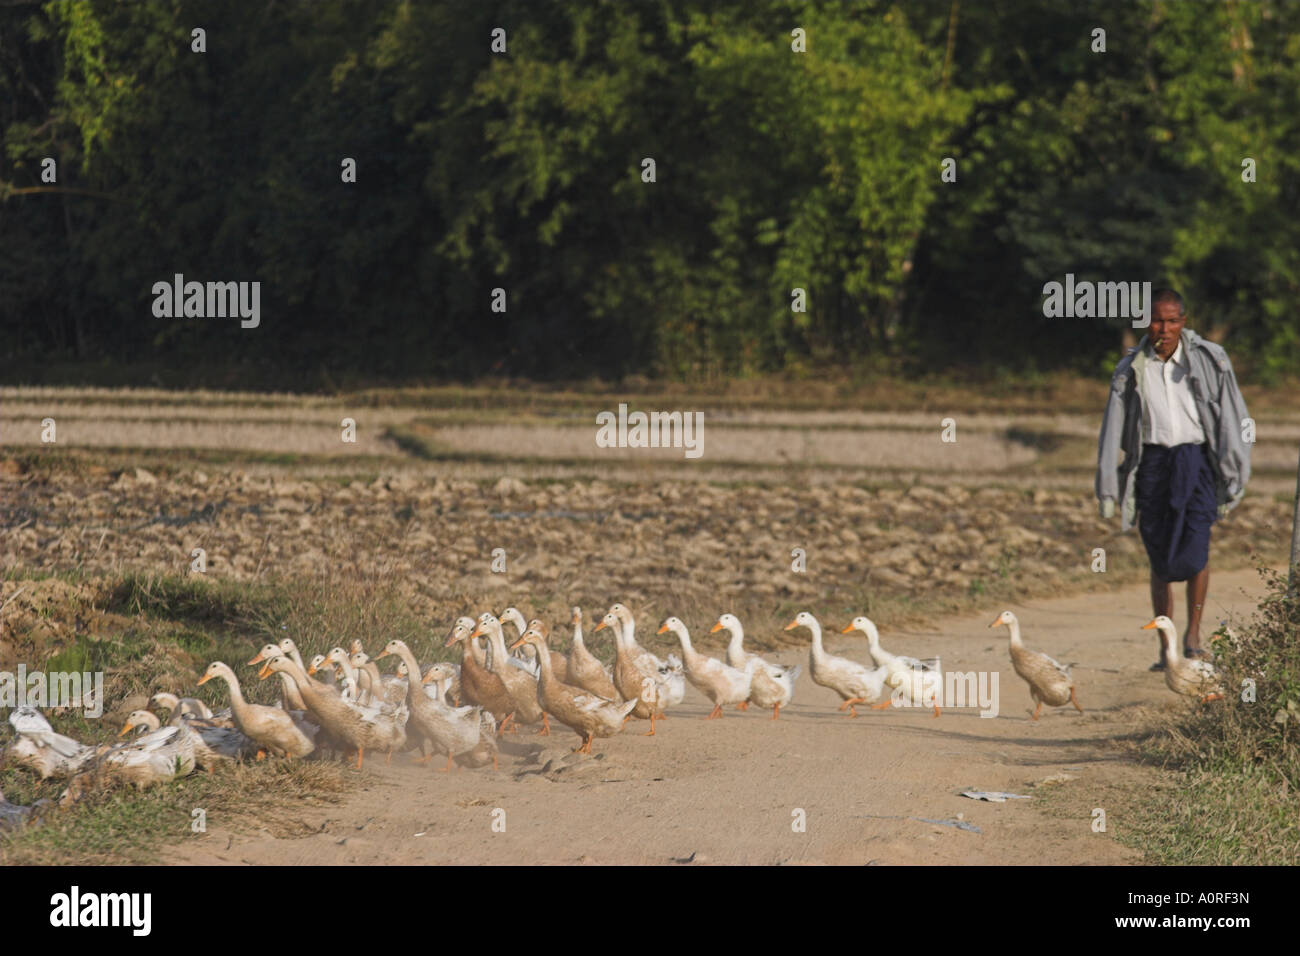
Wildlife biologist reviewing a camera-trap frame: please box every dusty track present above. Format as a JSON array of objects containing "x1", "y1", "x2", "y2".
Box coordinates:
[{"x1": 167, "y1": 569, "x2": 1266, "y2": 866}]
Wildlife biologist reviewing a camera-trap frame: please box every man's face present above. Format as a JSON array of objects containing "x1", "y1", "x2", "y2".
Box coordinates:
[{"x1": 1149, "y1": 301, "x2": 1185, "y2": 360}]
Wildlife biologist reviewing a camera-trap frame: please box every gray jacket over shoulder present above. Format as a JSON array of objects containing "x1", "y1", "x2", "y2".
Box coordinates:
[{"x1": 1096, "y1": 328, "x2": 1251, "y2": 531}]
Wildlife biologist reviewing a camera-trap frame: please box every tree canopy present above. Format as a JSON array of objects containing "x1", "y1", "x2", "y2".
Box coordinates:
[{"x1": 2, "y1": 0, "x2": 1296, "y2": 387}]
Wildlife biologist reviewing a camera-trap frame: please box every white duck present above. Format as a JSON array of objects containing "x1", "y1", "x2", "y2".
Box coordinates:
[
  {"x1": 5, "y1": 706, "x2": 97, "y2": 779},
  {"x1": 785, "y1": 611, "x2": 891, "y2": 717},
  {"x1": 1142, "y1": 615, "x2": 1223, "y2": 701},
  {"x1": 62, "y1": 723, "x2": 196, "y2": 803},
  {"x1": 842, "y1": 616, "x2": 941, "y2": 717},
  {"x1": 712, "y1": 613, "x2": 802, "y2": 719},
  {"x1": 659, "y1": 616, "x2": 759, "y2": 719},
  {"x1": 120, "y1": 709, "x2": 254, "y2": 769}
]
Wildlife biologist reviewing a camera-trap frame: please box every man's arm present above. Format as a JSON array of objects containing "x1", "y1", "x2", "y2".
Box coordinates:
[
  {"x1": 1215, "y1": 353, "x2": 1252, "y2": 510},
  {"x1": 1095, "y1": 371, "x2": 1126, "y2": 517}
]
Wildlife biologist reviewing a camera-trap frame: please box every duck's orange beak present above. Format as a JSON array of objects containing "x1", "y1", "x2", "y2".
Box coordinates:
[
  {"x1": 783, "y1": 619, "x2": 798, "y2": 631},
  {"x1": 247, "y1": 650, "x2": 266, "y2": 665},
  {"x1": 421, "y1": 670, "x2": 435, "y2": 684},
  {"x1": 509, "y1": 636, "x2": 525, "y2": 650},
  {"x1": 594, "y1": 620, "x2": 608, "y2": 632},
  {"x1": 1141, "y1": 620, "x2": 1158, "y2": 630},
  {"x1": 656, "y1": 623, "x2": 669, "y2": 634},
  {"x1": 470, "y1": 624, "x2": 485, "y2": 639},
  {"x1": 118, "y1": 723, "x2": 134, "y2": 737},
  {"x1": 374, "y1": 649, "x2": 391, "y2": 660},
  {"x1": 987, "y1": 617, "x2": 1001, "y2": 628},
  {"x1": 257, "y1": 662, "x2": 273, "y2": 680},
  {"x1": 840, "y1": 624, "x2": 854, "y2": 634},
  {"x1": 196, "y1": 673, "x2": 212, "y2": 686},
  {"x1": 710, "y1": 621, "x2": 724, "y2": 633}
]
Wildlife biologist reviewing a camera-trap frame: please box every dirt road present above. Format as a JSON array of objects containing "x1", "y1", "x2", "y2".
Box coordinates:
[{"x1": 168, "y1": 569, "x2": 1267, "y2": 866}]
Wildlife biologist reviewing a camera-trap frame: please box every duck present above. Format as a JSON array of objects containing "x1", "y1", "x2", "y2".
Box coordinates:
[
  {"x1": 4, "y1": 706, "x2": 98, "y2": 779},
  {"x1": 375, "y1": 638, "x2": 493, "y2": 771},
  {"x1": 659, "y1": 616, "x2": 759, "y2": 719},
  {"x1": 502, "y1": 606, "x2": 569, "y2": 680},
  {"x1": 842, "y1": 616, "x2": 942, "y2": 718},
  {"x1": 595, "y1": 610, "x2": 666, "y2": 734},
  {"x1": 511, "y1": 623, "x2": 638, "y2": 753},
  {"x1": 396, "y1": 660, "x2": 444, "y2": 702},
  {"x1": 1142, "y1": 616, "x2": 1224, "y2": 701},
  {"x1": 257, "y1": 655, "x2": 406, "y2": 769},
  {"x1": 61, "y1": 721, "x2": 197, "y2": 804},
  {"x1": 421, "y1": 664, "x2": 498, "y2": 769},
  {"x1": 120, "y1": 709, "x2": 254, "y2": 769},
  {"x1": 567, "y1": 606, "x2": 620, "y2": 701},
  {"x1": 307, "y1": 654, "x2": 337, "y2": 688},
  {"x1": 249, "y1": 644, "x2": 308, "y2": 710},
  {"x1": 712, "y1": 613, "x2": 802, "y2": 719},
  {"x1": 149, "y1": 692, "x2": 214, "y2": 720},
  {"x1": 317, "y1": 647, "x2": 366, "y2": 703},
  {"x1": 785, "y1": 611, "x2": 892, "y2": 717},
  {"x1": 471, "y1": 612, "x2": 548, "y2": 733},
  {"x1": 196, "y1": 661, "x2": 317, "y2": 758},
  {"x1": 608, "y1": 602, "x2": 687, "y2": 707},
  {"x1": 445, "y1": 617, "x2": 517, "y2": 733},
  {"x1": 989, "y1": 611, "x2": 1083, "y2": 719},
  {"x1": 351, "y1": 650, "x2": 408, "y2": 707}
]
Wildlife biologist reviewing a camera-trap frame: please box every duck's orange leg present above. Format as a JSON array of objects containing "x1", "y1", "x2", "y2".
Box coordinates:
[{"x1": 1070, "y1": 687, "x2": 1083, "y2": 713}]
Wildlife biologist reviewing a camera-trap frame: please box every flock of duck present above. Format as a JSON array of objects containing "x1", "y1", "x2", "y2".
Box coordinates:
[{"x1": 3, "y1": 602, "x2": 1222, "y2": 803}]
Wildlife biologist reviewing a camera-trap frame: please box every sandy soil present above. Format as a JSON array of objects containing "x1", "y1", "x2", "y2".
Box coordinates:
[{"x1": 165, "y1": 568, "x2": 1267, "y2": 866}]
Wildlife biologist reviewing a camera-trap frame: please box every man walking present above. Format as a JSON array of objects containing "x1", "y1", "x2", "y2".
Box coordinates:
[{"x1": 1096, "y1": 289, "x2": 1251, "y2": 669}]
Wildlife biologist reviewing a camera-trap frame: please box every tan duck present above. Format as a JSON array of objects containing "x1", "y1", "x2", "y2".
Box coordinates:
[
  {"x1": 511, "y1": 623, "x2": 637, "y2": 753},
  {"x1": 196, "y1": 661, "x2": 317, "y2": 758},
  {"x1": 249, "y1": 643, "x2": 308, "y2": 710},
  {"x1": 446, "y1": 617, "x2": 517, "y2": 732},
  {"x1": 659, "y1": 617, "x2": 759, "y2": 719},
  {"x1": 595, "y1": 610, "x2": 669, "y2": 735},
  {"x1": 567, "y1": 606, "x2": 619, "y2": 701},
  {"x1": 785, "y1": 611, "x2": 891, "y2": 717},
  {"x1": 257, "y1": 655, "x2": 406, "y2": 768},
  {"x1": 989, "y1": 611, "x2": 1083, "y2": 719},
  {"x1": 149, "y1": 692, "x2": 215, "y2": 720},
  {"x1": 1142, "y1": 616, "x2": 1224, "y2": 701},
  {"x1": 713, "y1": 613, "x2": 802, "y2": 719},
  {"x1": 472, "y1": 612, "x2": 548, "y2": 733},
  {"x1": 422, "y1": 663, "x2": 498, "y2": 769},
  {"x1": 609, "y1": 602, "x2": 686, "y2": 707}
]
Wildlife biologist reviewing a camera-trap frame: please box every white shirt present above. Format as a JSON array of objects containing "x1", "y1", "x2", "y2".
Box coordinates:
[{"x1": 1140, "y1": 339, "x2": 1205, "y2": 447}]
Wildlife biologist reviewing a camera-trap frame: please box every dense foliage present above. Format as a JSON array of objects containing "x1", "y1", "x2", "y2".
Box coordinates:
[{"x1": 2, "y1": 0, "x2": 1297, "y2": 387}]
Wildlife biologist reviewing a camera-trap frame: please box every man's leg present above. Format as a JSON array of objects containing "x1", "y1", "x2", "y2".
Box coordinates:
[
  {"x1": 1184, "y1": 564, "x2": 1210, "y2": 655},
  {"x1": 1150, "y1": 570, "x2": 1173, "y2": 668}
]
